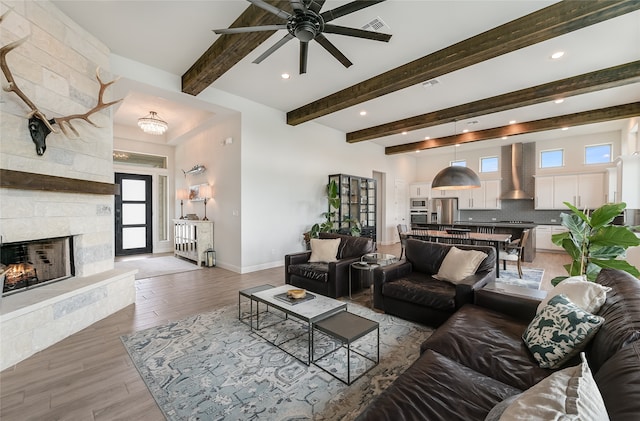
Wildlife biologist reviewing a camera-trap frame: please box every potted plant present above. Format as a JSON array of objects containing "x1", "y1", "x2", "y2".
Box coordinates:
[
  {"x1": 303, "y1": 179, "x2": 341, "y2": 246},
  {"x1": 551, "y1": 201, "x2": 640, "y2": 285}
]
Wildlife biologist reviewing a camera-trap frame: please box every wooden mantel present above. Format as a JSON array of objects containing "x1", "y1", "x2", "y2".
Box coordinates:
[{"x1": 0, "y1": 169, "x2": 117, "y2": 195}]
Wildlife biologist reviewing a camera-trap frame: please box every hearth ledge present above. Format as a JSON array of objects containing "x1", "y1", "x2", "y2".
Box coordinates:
[{"x1": 0, "y1": 268, "x2": 137, "y2": 371}]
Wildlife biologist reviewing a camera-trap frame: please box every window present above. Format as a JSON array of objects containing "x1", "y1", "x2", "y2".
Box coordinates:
[
  {"x1": 540, "y1": 149, "x2": 564, "y2": 168},
  {"x1": 112, "y1": 150, "x2": 167, "y2": 168},
  {"x1": 451, "y1": 160, "x2": 466, "y2": 167},
  {"x1": 480, "y1": 156, "x2": 498, "y2": 173},
  {"x1": 585, "y1": 144, "x2": 612, "y2": 165}
]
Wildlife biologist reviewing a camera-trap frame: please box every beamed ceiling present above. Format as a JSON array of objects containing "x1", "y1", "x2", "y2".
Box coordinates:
[{"x1": 52, "y1": 0, "x2": 640, "y2": 154}]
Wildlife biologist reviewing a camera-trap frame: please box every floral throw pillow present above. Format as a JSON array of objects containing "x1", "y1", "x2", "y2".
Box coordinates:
[{"x1": 523, "y1": 294, "x2": 604, "y2": 369}]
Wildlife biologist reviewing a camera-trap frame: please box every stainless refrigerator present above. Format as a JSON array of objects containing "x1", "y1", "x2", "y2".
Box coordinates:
[{"x1": 430, "y1": 198, "x2": 459, "y2": 225}]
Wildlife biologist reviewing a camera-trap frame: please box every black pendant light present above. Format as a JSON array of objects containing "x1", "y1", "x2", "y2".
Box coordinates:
[{"x1": 431, "y1": 122, "x2": 481, "y2": 190}]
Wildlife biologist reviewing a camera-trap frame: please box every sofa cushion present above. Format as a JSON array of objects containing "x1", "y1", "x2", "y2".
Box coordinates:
[
  {"x1": 355, "y1": 349, "x2": 521, "y2": 421},
  {"x1": 308, "y1": 238, "x2": 340, "y2": 263},
  {"x1": 537, "y1": 276, "x2": 611, "y2": 314},
  {"x1": 287, "y1": 262, "x2": 329, "y2": 283},
  {"x1": 405, "y1": 239, "x2": 450, "y2": 275},
  {"x1": 499, "y1": 353, "x2": 609, "y2": 420},
  {"x1": 434, "y1": 246, "x2": 487, "y2": 283},
  {"x1": 421, "y1": 304, "x2": 554, "y2": 390},
  {"x1": 593, "y1": 341, "x2": 640, "y2": 420},
  {"x1": 382, "y1": 274, "x2": 456, "y2": 311},
  {"x1": 589, "y1": 268, "x2": 640, "y2": 372},
  {"x1": 523, "y1": 294, "x2": 603, "y2": 369}
]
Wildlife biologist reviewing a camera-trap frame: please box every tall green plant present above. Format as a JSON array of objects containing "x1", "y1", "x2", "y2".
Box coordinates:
[
  {"x1": 309, "y1": 179, "x2": 340, "y2": 238},
  {"x1": 551, "y1": 202, "x2": 640, "y2": 285}
]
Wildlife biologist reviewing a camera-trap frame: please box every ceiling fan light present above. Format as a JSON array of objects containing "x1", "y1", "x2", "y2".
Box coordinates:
[
  {"x1": 138, "y1": 111, "x2": 168, "y2": 135},
  {"x1": 432, "y1": 166, "x2": 481, "y2": 190}
]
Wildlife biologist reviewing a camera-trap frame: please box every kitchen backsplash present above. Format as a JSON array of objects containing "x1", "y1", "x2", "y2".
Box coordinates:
[{"x1": 459, "y1": 200, "x2": 568, "y2": 225}]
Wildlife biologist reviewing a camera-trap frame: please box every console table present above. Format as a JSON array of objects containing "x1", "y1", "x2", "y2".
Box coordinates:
[{"x1": 173, "y1": 219, "x2": 214, "y2": 265}]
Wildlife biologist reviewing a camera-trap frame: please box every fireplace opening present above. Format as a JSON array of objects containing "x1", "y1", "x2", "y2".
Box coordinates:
[{"x1": 1, "y1": 236, "x2": 75, "y2": 296}]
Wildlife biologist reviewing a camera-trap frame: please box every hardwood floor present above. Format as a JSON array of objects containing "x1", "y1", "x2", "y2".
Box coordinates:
[{"x1": 0, "y1": 244, "x2": 569, "y2": 420}]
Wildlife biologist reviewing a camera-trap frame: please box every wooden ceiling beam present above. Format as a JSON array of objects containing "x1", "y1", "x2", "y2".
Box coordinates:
[
  {"x1": 348, "y1": 61, "x2": 640, "y2": 143},
  {"x1": 385, "y1": 102, "x2": 640, "y2": 155},
  {"x1": 182, "y1": 1, "x2": 291, "y2": 96},
  {"x1": 287, "y1": 0, "x2": 640, "y2": 126}
]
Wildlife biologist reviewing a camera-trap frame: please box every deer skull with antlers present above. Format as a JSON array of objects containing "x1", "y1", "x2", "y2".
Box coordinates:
[{"x1": 1, "y1": 11, "x2": 121, "y2": 156}]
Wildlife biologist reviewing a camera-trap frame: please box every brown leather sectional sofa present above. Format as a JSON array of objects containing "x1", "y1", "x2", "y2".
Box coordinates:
[{"x1": 357, "y1": 268, "x2": 640, "y2": 420}]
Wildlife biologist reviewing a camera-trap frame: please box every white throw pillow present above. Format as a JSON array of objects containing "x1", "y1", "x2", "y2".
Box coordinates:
[
  {"x1": 434, "y1": 246, "x2": 487, "y2": 283},
  {"x1": 498, "y1": 353, "x2": 609, "y2": 420},
  {"x1": 537, "y1": 276, "x2": 611, "y2": 314},
  {"x1": 308, "y1": 238, "x2": 341, "y2": 263}
]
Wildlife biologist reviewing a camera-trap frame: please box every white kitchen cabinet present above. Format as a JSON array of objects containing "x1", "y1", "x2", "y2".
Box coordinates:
[
  {"x1": 409, "y1": 182, "x2": 431, "y2": 198},
  {"x1": 535, "y1": 176, "x2": 555, "y2": 209},
  {"x1": 458, "y1": 180, "x2": 501, "y2": 209},
  {"x1": 535, "y1": 173, "x2": 605, "y2": 209},
  {"x1": 536, "y1": 225, "x2": 566, "y2": 252}
]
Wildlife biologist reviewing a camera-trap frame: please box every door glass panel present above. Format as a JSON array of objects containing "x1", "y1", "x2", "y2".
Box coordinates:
[
  {"x1": 122, "y1": 179, "x2": 146, "y2": 201},
  {"x1": 122, "y1": 227, "x2": 146, "y2": 249},
  {"x1": 122, "y1": 204, "x2": 146, "y2": 225},
  {"x1": 158, "y1": 175, "x2": 168, "y2": 241}
]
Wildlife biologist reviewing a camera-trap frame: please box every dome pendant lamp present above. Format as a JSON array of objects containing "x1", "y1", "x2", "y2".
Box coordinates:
[{"x1": 431, "y1": 121, "x2": 481, "y2": 190}]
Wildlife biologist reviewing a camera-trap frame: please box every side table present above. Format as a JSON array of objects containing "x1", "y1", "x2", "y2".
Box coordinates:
[
  {"x1": 238, "y1": 284, "x2": 275, "y2": 327},
  {"x1": 349, "y1": 253, "x2": 397, "y2": 300}
]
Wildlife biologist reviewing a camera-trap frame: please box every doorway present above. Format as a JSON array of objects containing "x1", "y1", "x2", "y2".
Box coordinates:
[{"x1": 115, "y1": 173, "x2": 153, "y2": 256}]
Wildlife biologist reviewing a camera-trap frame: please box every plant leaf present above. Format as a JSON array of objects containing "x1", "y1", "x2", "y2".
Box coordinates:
[
  {"x1": 591, "y1": 259, "x2": 640, "y2": 277},
  {"x1": 590, "y1": 245, "x2": 626, "y2": 259},
  {"x1": 551, "y1": 276, "x2": 569, "y2": 286},
  {"x1": 563, "y1": 202, "x2": 589, "y2": 224},
  {"x1": 590, "y1": 225, "x2": 640, "y2": 247},
  {"x1": 590, "y1": 202, "x2": 627, "y2": 229}
]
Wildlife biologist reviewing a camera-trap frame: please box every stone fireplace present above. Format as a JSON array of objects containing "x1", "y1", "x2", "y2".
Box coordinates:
[{"x1": 0, "y1": 2, "x2": 136, "y2": 371}]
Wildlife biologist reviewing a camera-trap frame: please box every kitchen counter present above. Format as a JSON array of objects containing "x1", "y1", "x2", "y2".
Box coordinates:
[{"x1": 452, "y1": 221, "x2": 538, "y2": 229}]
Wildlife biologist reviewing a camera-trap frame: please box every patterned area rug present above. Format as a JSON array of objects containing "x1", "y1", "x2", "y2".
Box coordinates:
[
  {"x1": 496, "y1": 268, "x2": 544, "y2": 290},
  {"x1": 115, "y1": 256, "x2": 201, "y2": 279},
  {"x1": 121, "y1": 303, "x2": 432, "y2": 420}
]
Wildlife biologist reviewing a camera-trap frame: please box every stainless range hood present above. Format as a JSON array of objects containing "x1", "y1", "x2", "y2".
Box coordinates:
[{"x1": 501, "y1": 143, "x2": 534, "y2": 200}]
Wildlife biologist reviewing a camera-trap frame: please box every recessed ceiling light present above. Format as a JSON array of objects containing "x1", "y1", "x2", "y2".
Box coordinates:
[
  {"x1": 359, "y1": 110, "x2": 367, "y2": 116},
  {"x1": 281, "y1": 73, "x2": 290, "y2": 79},
  {"x1": 554, "y1": 98, "x2": 565, "y2": 104},
  {"x1": 502, "y1": 136, "x2": 508, "y2": 140},
  {"x1": 415, "y1": 150, "x2": 420, "y2": 153},
  {"x1": 462, "y1": 129, "x2": 469, "y2": 133},
  {"x1": 561, "y1": 127, "x2": 569, "y2": 131},
  {"x1": 551, "y1": 51, "x2": 565, "y2": 59},
  {"x1": 509, "y1": 120, "x2": 516, "y2": 124},
  {"x1": 424, "y1": 136, "x2": 430, "y2": 140},
  {"x1": 402, "y1": 131, "x2": 407, "y2": 135}
]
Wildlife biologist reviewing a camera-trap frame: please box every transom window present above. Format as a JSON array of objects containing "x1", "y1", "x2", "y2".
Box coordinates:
[
  {"x1": 585, "y1": 143, "x2": 612, "y2": 165},
  {"x1": 540, "y1": 149, "x2": 564, "y2": 168},
  {"x1": 480, "y1": 156, "x2": 498, "y2": 173}
]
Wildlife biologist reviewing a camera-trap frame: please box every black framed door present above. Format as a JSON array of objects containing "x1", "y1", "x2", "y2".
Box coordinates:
[{"x1": 115, "y1": 173, "x2": 153, "y2": 256}]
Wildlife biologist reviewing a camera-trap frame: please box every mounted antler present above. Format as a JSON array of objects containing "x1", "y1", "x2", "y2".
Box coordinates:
[{"x1": 1, "y1": 11, "x2": 121, "y2": 155}]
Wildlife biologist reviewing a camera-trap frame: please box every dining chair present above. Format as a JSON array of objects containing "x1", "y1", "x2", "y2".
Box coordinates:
[
  {"x1": 475, "y1": 226, "x2": 495, "y2": 244},
  {"x1": 397, "y1": 224, "x2": 408, "y2": 259},
  {"x1": 499, "y1": 229, "x2": 530, "y2": 278}
]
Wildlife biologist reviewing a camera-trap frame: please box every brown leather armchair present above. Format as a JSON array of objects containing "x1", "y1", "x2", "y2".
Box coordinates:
[
  {"x1": 285, "y1": 232, "x2": 375, "y2": 298},
  {"x1": 373, "y1": 238, "x2": 496, "y2": 327}
]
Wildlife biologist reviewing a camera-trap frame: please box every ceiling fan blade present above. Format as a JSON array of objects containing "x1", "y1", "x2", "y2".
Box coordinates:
[
  {"x1": 323, "y1": 24, "x2": 391, "y2": 42},
  {"x1": 300, "y1": 41, "x2": 309, "y2": 74},
  {"x1": 213, "y1": 24, "x2": 287, "y2": 34},
  {"x1": 248, "y1": 0, "x2": 291, "y2": 20},
  {"x1": 308, "y1": 0, "x2": 326, "y2": 14},
  {"x1": 253, "y1": 33, "x2": 295, "y2": 64},
  {"x1": 321, "y1": 0, "x2": 386, "y2": 23},
  {"x1": 315, "y1": 34, "x2": 353, "y2": 68}
]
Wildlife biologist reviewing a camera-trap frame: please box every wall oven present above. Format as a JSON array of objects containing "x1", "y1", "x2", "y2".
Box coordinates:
[
  {"x1": 410, "y1": 197, "x2": 429, "y2": 211},
  {"x1": 410, "y1": 211, "x2": 429, "y2": 228}
]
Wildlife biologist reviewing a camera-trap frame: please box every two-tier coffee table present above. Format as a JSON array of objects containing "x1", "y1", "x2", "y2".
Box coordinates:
[{"x1": 250, "y1": 285, "x2": 347, "y2": 365}]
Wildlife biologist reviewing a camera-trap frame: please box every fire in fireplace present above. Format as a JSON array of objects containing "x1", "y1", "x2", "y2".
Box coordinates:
[{"x1": 1, "y1": 236, "x2": 74, "y2": 295}]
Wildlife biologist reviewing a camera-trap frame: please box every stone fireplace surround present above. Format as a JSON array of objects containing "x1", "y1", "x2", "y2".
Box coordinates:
[{"x1": 0, "y1": 2, "x2": 136, "y2": 371}]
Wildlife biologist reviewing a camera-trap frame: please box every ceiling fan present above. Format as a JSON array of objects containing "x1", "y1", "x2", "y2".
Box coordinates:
[{"x1": 213, "y1": 0, "x2": 392, "y2": 74}]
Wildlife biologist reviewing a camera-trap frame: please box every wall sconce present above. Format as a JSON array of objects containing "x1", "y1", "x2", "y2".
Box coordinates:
[
  {"x1": 176, "y1": 189, "x2": 189, "y2": 219},
  {"x1": 199, "y1": 185, "x2": 212, "y2": 221}
]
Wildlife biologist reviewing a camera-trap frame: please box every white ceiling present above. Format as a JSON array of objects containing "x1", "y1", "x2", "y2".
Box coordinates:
[{"x1": 51, "y1": 0, "x2": 640, "y2": 153}]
